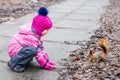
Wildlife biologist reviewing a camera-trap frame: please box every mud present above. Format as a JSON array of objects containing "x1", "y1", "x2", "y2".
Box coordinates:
[{"x1": 58, "y1": 0, "x2": 120, "y2": 80}]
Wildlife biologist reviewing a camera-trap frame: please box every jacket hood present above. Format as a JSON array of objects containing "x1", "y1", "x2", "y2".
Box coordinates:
[{"x1": 18, "y1": 23, "x2": 37, "y2": 35}]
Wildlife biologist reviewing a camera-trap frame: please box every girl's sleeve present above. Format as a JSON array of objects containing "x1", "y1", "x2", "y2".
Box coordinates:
[{"x1": 35, "y1": 50, "x2": 56, "y2": 70}]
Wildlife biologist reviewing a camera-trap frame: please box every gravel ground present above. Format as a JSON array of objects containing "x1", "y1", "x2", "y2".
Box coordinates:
[
  {"x1": 58, "y1": 0, "x2": 120, "y2": 80},
  {"x1": 0, "y1": 0, "x2": 64, "y2": 23}
]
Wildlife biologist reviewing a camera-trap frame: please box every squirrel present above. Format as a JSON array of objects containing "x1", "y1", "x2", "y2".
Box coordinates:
[{"x1": 86, "y1": 38, "x2": 109, "y2": 63}]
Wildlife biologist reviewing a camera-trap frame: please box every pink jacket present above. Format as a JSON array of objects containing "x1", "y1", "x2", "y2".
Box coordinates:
[{"x1": 8, "y1": 23, "x2": 56, "y2": 70}]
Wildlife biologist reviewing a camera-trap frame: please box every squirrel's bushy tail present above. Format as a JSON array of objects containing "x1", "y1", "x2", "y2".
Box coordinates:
[{"x1": 98, "y1": 38, "x2": 109, "y2": 54}]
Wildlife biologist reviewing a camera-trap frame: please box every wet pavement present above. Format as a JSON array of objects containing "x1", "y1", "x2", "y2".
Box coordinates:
[{"x1": 0, "y1": 0, "x2": 109, "y2": 80}]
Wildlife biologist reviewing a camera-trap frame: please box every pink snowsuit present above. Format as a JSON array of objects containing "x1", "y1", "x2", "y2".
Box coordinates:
[{"x1": 8, "y1": 23, "x2": 56, "y2": 70}]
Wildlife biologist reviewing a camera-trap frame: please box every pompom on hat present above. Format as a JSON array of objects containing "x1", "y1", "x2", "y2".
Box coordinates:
[{"x1": 32, "y1": 7, "x2": 52, "y2": 35}]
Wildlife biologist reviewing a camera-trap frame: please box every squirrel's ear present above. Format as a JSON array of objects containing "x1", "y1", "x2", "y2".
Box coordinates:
[{"x1": 89, "y1": 50, "x2": 93, "y2": 55}]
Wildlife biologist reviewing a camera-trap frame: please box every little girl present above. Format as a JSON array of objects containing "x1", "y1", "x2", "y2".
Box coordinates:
[{"x1": 7, "y1": 7, "x2": 56, "y2": 72}]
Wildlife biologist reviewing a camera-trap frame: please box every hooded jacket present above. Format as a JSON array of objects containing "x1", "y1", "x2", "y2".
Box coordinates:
[
  {"x1": 8, "y1": 23, "x2": 41, "y2": 57},
  {"x1": 8, "y1": 23, "x2": 56, "y2": 70}
]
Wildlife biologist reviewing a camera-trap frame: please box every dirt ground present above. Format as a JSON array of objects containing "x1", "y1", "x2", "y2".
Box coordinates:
[
  {"x1": 58, "y1": 0, "x2": 120, "y2": 80},
  {"x1": 0, "y1": 0, "x2": 63, "y2": 23}
]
